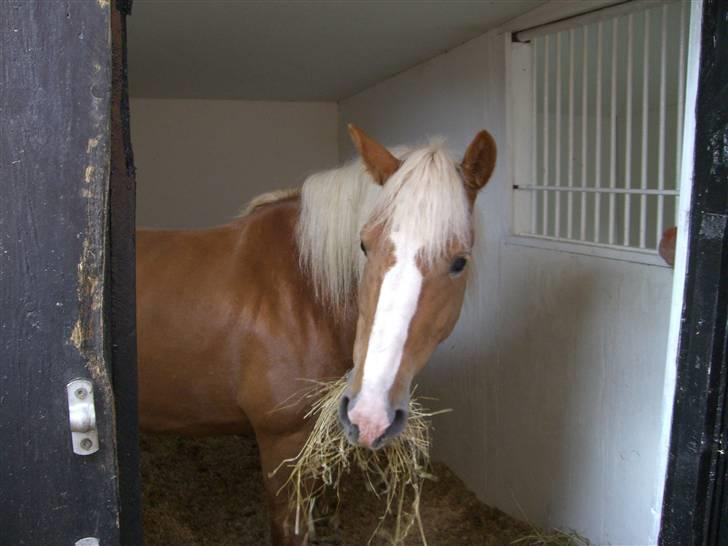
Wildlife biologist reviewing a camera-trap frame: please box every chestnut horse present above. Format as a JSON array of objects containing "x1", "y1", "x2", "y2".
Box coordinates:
[{"x1": 136, "y1": 125, "x2": 496, "y2": 545}]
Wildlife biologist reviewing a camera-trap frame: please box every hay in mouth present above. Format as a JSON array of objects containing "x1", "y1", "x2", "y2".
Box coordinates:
[{"x1": 270, "y1": 376, "x2": 449, "y2": 545}]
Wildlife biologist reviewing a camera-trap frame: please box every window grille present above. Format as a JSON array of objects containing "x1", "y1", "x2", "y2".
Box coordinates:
[{"x1": 511, "y1": 0, "x2": 689, "y2": 255}]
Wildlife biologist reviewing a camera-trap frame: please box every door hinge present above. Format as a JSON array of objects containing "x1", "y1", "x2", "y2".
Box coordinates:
[{"x1": 66, "y1": 379, "x2": 99, "y2": 455}]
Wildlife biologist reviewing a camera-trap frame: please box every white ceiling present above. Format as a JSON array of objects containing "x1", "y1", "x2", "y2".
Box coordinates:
[{"x1": 127, "y1": 0, "x2": 544, "y2": 101}]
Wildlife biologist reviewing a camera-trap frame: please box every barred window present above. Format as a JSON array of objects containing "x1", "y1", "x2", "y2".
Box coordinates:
[{"x1": 510, "y1": 0, "x2": 689, "y2": 260}]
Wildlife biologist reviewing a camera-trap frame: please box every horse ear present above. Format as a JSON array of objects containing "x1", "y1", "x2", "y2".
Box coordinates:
[
  {"x1": 460, "y1": 130, "x2": 497, "y2": 195},
  {"x1": 348, "y1": 124, "x2": 401, "y2": 185}
]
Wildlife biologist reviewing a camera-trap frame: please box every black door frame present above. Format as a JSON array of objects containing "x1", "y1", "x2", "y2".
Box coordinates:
[
  {"x1": 109, "y1": 1, "x2": 143, "y2": 544},
  {"x1": 659, "y1": 0, "x2": 728, "y2": 544},
  {"x1": 0, "y1": 1, "x2": 140, "y2": 544}
]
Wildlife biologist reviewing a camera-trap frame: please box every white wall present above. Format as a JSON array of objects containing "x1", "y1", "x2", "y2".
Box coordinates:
[
  {"x1": 339, "y1": 30, "x2": 673, "y2": 545},
  {"x1": 132, "y1": 98, "x2": 338, "y2": 229}
]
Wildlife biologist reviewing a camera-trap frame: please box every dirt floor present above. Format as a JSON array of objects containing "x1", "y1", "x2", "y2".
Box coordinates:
[{"x1": 141, "y1": 433, "x2": 535, "y2": 546}]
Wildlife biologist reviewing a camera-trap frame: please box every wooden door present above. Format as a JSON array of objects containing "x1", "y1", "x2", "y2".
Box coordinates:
[{"x1": 0, "y1": 1, "x2": 141, "y2": 544}]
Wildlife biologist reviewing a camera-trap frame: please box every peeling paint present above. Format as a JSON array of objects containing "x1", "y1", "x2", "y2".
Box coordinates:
[
  {"x1": 86, "y1": 137, "x2": 99, "y2": 153},
  {"x1": 70, "y1": 319, "x2": 84, "y2": 350},
  {"x1": 84, "y1": 165, "x2": 95, "y2": 183},
  {"x1": 68, "y1": 130, "x2": 112, "y2": 398},
  {"x1": 70, "y1": 235, "x2": 106, "y2": 388}
]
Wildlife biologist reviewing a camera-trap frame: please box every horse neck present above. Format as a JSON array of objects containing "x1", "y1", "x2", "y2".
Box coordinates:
[{"x1": 241, "y1": 195, "x2": 358, "y2": 354}]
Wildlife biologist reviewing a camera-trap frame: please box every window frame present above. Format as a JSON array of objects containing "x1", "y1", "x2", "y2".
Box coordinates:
[{"x1": 503, "y1": 1, "x2": 688, "y2": 268}]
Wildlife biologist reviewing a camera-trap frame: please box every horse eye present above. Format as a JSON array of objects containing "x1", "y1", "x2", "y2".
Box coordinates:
[
  {"x1": 450, "y1": 256, "x2": 468, "y2": 274},
  {"x1": 360, "y1": 241, "x2": 367, "y2": 256}
]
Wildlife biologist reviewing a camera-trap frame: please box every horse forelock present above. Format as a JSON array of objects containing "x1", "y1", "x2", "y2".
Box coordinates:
[
  {"x1": 296, "y1": 139, "x2": 473, "y2": 315},
  {"x1": 370, "y1": 141, "x2": 471, "y2": 266}
]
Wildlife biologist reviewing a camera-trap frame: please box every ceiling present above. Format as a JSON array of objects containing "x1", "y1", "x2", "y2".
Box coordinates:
[{"x1": 127, "y1": 0, "x2": 544, "y2": 101}]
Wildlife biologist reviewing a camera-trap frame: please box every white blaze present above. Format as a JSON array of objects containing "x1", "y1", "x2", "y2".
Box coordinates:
[{"x1": 349, "y1": 230, "x2": 423, "y2": 441}]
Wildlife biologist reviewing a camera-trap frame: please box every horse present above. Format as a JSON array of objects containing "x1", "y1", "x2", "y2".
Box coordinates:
[{"x1": 136, "y1": 125, "x2": 497, "y2": 545}]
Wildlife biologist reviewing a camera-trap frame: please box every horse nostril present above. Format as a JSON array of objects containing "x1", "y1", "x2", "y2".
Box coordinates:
[
  {"x1": 372, "y1": 408, "x2": 408, "y2": 449},
  {"x1": 338, "y1": 395, "x2": 350, "y2": 423},
  {"x1": 338, "y1": 395, "x2": 359, "y2": 444},
  {"x1": 391, "y1": 408, "x2": 407, "y2": 434}
]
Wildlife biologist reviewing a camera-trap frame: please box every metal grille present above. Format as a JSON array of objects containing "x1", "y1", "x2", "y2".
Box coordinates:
[{"x1": 513, "y1": 0, "x2": 689, "y2": 253}]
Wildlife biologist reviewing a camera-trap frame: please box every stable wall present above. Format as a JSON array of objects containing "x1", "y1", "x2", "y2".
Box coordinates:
[
  {"x1": 339, "y1": 30, "x2": 673, "y2": 545},
  {"x1": 132, "y1": 98, "x2": 338, "y2": 229}
]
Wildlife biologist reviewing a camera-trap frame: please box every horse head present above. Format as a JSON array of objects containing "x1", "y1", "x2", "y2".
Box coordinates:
[{"x1": 338, "y1": 125, "x2": 496, "y2": 449}]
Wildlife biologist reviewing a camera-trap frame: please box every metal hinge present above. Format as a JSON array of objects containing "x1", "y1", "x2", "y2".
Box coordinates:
[{"x1": 66, "y1": 379, "x2": 99, "y2": 455}]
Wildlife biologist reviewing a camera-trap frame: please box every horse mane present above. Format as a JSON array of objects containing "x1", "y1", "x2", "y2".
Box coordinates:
[
  {"x1": 240, "y1": 188, "x2": 300, "y2": 217},
  {"x1": 297, "y1": 140, "x2": 471, "y2": 314}
]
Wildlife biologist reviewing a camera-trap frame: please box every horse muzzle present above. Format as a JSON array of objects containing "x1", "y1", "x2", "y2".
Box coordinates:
[{"x1": 338, "y1": 391, "x2": 408, "y2": 449}]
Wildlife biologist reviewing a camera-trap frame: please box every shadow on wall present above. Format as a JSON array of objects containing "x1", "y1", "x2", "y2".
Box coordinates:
[
  {"x1": 485, "y1": 267, "x2": 601, "y2": 519},
  {"x1": 494, "y1": 268, "x2": 603, "y2": 528},
  {"x1": 421, "y1": 249, "x2": 670, "y2": 544}
]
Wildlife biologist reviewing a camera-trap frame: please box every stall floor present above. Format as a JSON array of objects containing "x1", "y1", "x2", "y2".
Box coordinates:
[{"x1": 141, "y1": 433, "x2": 533, "y2": 545}]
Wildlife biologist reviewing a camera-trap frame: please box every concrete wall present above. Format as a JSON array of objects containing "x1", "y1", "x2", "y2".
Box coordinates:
[
  {"x1": 132, "y1": 98, "x2": 338, "y2": 229},
  {"x1": 339, "y1": 30, "x2": 673, "y2": 545}
]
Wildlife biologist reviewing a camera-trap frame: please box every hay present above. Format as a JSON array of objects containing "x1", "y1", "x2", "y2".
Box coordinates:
[
  {"x1": 270, "y1": 377, "x2": 449, "y2": 545},
  {"x1": 511, "y1": 527, "x2": 590, "y2": 546},
  {"x1": 508, "y1": 498, "x2": 591, "y2": 546}
]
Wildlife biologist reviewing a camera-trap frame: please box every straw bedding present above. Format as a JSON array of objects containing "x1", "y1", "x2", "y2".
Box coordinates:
[
  {"x1": 141, "y1": 381, "x2": 587, "y2": 545},
  {"x1": 141, "y1": 432, "x2": 536, "y2": 545}
]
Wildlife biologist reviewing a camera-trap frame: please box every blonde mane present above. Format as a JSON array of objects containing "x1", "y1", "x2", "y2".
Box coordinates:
[
  {"x1": 240, "y1": 188, "x2": 300, "y2": 217},
  {"x1": 296, "y1": 140, "x2": 471, "y2": 313}
]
